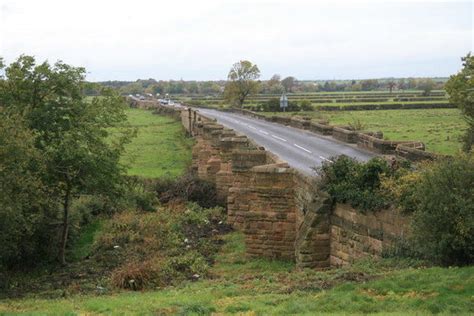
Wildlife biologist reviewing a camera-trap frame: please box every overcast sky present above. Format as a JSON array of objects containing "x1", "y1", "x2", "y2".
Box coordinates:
[{"x1": 0, "y1": 0, "x2": 472, "y2": 81}]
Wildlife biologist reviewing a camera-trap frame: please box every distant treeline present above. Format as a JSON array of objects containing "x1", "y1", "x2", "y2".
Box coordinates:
[{"x1": 84, "y1": 77, "x2": 446, "y2": 96}]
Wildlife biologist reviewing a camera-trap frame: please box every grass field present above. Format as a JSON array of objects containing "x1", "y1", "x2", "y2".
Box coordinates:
[
  {"x1": 262, "y1": 109, "x2": 466, "y2": 155},
  {"x1": 120, "y1": 109, "x2": 193, "y2": 178},
  {"x1": 1, "y1": 232, "x2": 472, "y2": 315}
]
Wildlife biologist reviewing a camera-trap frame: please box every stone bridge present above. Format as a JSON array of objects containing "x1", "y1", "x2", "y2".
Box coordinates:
[{"x1": 178, "y1": 107, "x2": 410, "y2": 268}]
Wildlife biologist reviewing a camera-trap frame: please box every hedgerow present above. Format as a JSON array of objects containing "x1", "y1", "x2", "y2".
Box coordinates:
[{"x1": 315, "y1": 156, "x2": 393, "y2": 212}]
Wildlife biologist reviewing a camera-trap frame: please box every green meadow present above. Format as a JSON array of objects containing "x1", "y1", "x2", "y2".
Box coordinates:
[
  {"x1": 262, "y1": 108, "x2": 466, "y2": 155},
  {"x1": 120, "y1": 109, "x2": 193, "y2": 178}
]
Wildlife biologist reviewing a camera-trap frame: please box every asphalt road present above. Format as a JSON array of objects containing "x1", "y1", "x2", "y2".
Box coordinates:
[{"x1": 197, "y1": 108, "x2": 376, "y2": 175}]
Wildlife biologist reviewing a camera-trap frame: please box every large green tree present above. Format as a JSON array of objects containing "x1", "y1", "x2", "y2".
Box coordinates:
[
  {"x1": 224, "y1": 60, "x2": 260, "y2": 108},
  {"x1": 0, "y1": 55, "x2": 131, "y2": 265},
  {"x1": 445, "y1": 53, "x2": 474, "y2": 152},
  {"x1": 0, "y1": 111, "x2": 56, "y2": 269}
]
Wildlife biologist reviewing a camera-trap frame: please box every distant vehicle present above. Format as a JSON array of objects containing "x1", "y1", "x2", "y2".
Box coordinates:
[{"x1": 139, "y1": 96, "x2": 145, "y2": 100}]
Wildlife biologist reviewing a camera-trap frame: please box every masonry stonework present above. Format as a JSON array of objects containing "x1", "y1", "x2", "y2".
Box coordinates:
[
  {"x1": 177, "y1": 106, "x2": 411, "y2": 268},
  {"x1": 330, "y1": 204, "x2": 410, "y2": 266}
]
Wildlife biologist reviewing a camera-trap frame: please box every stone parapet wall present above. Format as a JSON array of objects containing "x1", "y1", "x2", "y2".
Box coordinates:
[
  {"x1": 332, "y1": 126, "x2": 359, "y2": 143},
  {"x1": 396, "y1": 144, "x2": 439, "y2": 161},
  {"x1": 357, "y1": 133, "x2": 417, "y2": 154},
  {"x1": 330, "y1": 204, "x2": 410, "y2": 266}
]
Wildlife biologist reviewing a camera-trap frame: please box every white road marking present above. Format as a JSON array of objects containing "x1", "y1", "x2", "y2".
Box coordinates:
[
  {"x1": 259, "y1": 130, "x2": 269, "y2": 135},
  {"x1": 294, "y1": 144, "x2": 312, "y2": 153},
  {"x1": 271, "y1": 135, "x2": 287, "y2": 142},
  {"x1": 319, "y1": 155, "x2": 333, "y2": 163},
  {"x1": 248, "y1": 125, "x2": 257, "y2": 130}
]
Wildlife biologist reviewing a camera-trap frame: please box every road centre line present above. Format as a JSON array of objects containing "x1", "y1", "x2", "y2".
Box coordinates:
[
  {"x1": 319, "y1": 155, "x2": 333, "y2": 163},
  {"x1": 259, "y1": 130, "x2": 269, "y2": 135},
  {"x1": 271, "y1": 134, "x2": 287, "y2": 142},
  {"x1": 294, "y1": 144, "x2": 312, "y2": 153}
]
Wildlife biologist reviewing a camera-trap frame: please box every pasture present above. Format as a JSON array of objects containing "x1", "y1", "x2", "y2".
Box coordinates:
[
  {"x1": 261, "y1": 108, "x2": 465, "y2": 155},
  {"x1": 119, "y1": 109, "x2": 193, "y2": 178}
]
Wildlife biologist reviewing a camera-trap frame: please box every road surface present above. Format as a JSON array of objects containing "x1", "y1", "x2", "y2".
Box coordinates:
[{"x1": 197, "y1": 108, "x2": 376, "y2": 174}]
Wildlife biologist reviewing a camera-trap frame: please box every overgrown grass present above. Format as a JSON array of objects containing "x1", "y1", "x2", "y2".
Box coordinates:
[
  {"x1": 69, "y1": 219, "x2": 104, "y2": 262},
  {"x1": 119, "y1": 109, "x2": 193, "y2": 178},
  {"x1": 261, "y1": 108, "x2": 466, "y2": 155},
  {"x1": 2, "y1": 232, "x2": 472, "y2": 315}
]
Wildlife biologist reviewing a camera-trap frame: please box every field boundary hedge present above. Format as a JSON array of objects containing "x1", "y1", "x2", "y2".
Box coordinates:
[{"x1": 315, "y1": 103, "x2": 454, "y2": 111}]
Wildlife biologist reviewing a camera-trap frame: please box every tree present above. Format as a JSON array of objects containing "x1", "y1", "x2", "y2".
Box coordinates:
[
  {"x1": 445, "y1": 53, "x2": 474, "y2": 152},
  {"x1": 0, "y1": 111, "x2": 57, "y2": 269},
  {"x1": 224, "y1": 60, "x2": 260, "y2": 108},
  {"x1": 407, "y1": 78, "x2": 418, "y2": 90},
  {"x1": 361, "y1": 79, "x2": 379, "y2": 91},
  {"x1": 411, "y1": 154, "x2": 474, "y2": 266},
  {"x1": 264, "y1": 74, "x2": 283, "y2": 94},
  {"x1": 0, "y1": 55, "x2": 131, "y2": 265},
  {"x1": 387, "y1": 80, "x2": 396, "y2": 93},
  {"x1": 417, "y1": 78, "x2": 435, "y2": 96},
  {"x1": 351, "y1": 83, "x2": 362, "y2": 91},
  {"x1": 398, "y1": 78, "x2": 407, "y2": 90},
  {"x1": 281, "y1": 76, "x2": 297, "y2": 93}
]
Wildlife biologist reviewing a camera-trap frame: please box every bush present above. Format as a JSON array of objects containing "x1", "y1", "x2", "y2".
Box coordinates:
[
  {"x1": 95, "y1": 202, "x2": 227, "y2": 290},
  {"x1": 380, "y1": 167, "x2": 421, "y2": 213},
  {"x1": 348, "y1": 119, "x2": 367, "y2": 131},
  {"x1": 262, "y1": 98, "x2": 281, "y2": 112},
  {"x1": 316, "y1": 156, "x2": 392, "y2": 212},
  {"x1": 113, "y1": 176, "x2": 159, "y2": 212},
  {"x1": 111, "y1": 259, "x2": 160, "y2": 290},
  {"x1": 460, "y1": 122, "x2": 474, "y2": 152},
  {"x1": 153, "y1": 172, "x2": 218, "y2": 208},
  {"x1": 410, "y1": 155, "x2": 474, "y2": 266},
  {"x1": 299, "y1": 100, "x2": 313, "y2": 111},
  {"x1": 287, "y1": 101, "x2": 300, "y2": 112}
]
